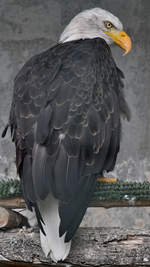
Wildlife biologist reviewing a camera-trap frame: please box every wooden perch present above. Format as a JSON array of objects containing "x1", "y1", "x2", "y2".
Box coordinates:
[
  {"x1": 0, "y1": 197, "x2": 25, "y2": 209},
  {"x1": 90, "y1": 199, "x2": 150, "y2": 208},
  {"x1": 0, "y1": 207, "x2": 29, "y2": 229},
  {"x1": 1, "y1": 227, "x2": 150, "y2": 266},
  {"x1": 2, "y1": 197, "x2": 150, "y2": 209}
]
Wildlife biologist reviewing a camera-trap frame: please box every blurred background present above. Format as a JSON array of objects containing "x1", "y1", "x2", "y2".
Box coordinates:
[{"x1": 0, "y1": 0, "x2": 150, "y2": 228}]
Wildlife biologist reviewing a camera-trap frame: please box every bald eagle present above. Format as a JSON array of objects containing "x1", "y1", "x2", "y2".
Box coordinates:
[{"x1": 3, "y1": 7, "x2": 131, "y2": 262}]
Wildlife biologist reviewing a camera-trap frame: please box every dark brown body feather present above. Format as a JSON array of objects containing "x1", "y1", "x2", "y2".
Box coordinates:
[{"x1": 4, "y1": 38, "x2": 130, "y2": 241}]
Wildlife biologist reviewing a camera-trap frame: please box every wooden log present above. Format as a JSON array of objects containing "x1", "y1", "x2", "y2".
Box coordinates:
[
  {"x1": 0, "y1": 197, "x2": 25, "y2": 209},
  {"x1": 2, "y1": 197, "x2": 150, "y2": 209},
  {"x1": 90, "y1": 199, "x2": 150, "y2": 208},
  {"x1": 1, "y1": 227, "x2": 150, "y2": 266},
  {"x1": 0, "y1": 207, "x2": 29, "y2": 229}
]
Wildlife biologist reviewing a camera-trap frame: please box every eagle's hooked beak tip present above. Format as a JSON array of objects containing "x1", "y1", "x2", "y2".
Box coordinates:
[
  {"x1": 105, "y1": 29, "x2": 132, "y2": 56},
  {"x1": 120, "y1": 31, "x2": 132, "y2": 56}
]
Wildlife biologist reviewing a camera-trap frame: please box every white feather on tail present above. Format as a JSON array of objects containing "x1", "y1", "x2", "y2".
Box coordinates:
[{"x1": 38, "y1": 194, "x2": 71, "y2": 262}]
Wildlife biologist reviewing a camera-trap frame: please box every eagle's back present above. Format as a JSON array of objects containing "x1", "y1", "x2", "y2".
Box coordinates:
[{"x1": 8, "y1": 38, "x2": 130, "y2": 242}]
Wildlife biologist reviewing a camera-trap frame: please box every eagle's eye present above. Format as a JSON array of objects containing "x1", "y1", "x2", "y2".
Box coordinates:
[{"x1": 104, "y1": 21, "x2": 113, "y2": 30}]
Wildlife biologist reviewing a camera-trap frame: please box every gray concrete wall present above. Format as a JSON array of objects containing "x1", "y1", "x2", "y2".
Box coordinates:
[{"x1": 0, "y1": 0, "x2": 150, "y2": 228}]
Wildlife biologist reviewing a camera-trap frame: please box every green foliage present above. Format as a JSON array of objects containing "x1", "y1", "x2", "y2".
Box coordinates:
[
  {"x1": 93, "y1": 180, "x2": 150, "y2": 201},
  {"x1": 0, "y1": 179, "x2": 21, "y2": 198},
  {"x1": 1, "y1": 179, "x2": 150, "y2": 201}
]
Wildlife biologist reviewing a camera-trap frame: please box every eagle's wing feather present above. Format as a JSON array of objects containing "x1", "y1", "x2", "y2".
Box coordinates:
[{"x1": 8, "y1": 38, "x2": 130, "y2": 242}]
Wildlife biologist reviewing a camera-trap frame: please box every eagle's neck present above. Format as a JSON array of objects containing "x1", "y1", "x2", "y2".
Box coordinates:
[
  {"x1": 59, "y1": 16, "x2": 109, "y2": 44},
  {"x1": 59, "y1": 30, "x2": 105, "y2": 43}
]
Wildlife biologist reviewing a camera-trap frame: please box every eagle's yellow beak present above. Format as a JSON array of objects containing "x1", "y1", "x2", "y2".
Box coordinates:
[{"x1": 105, "y1": 29, "x2": 132, "y2": 55}]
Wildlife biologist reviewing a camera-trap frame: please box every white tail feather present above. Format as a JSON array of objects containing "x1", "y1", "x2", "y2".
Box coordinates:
[{"x1": 38, "y1": 194, "x2": 71, "y2": 262}]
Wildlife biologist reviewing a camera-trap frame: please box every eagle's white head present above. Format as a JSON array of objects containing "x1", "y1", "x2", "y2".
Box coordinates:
[{"x1": 59, "y1": 8, "x2": 132, "y2": 55}]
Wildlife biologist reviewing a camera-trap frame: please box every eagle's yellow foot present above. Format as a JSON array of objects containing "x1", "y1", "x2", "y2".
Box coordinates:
[{"x1": 97, "y1": 177, "x2": 117, "y2": 183}]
